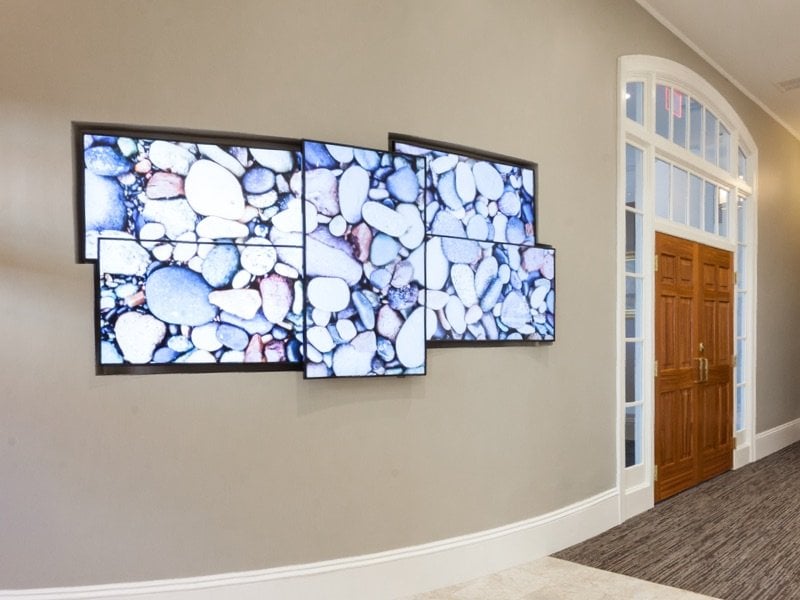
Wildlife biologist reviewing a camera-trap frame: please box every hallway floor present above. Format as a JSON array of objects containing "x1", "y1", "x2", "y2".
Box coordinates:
[{"x1": 401, "y1": 557, "x2": 718, "y2": 599}]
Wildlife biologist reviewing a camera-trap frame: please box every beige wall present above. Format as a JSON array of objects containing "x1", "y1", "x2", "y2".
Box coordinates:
[{"x1": 1, "y1": 0, "x2": 799, "y2": 588}]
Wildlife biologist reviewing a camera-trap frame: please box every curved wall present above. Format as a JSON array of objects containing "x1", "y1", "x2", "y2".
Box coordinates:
[{"x1": 2, "y1": 0, "x2": 799, "y2": 590}]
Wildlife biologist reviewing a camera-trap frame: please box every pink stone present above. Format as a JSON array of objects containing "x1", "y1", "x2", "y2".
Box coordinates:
[
  {"x1": 146, "y1": 172, "x2": 184, "y2": 199},
  {"x1": 348, "y1": 222, "x2": 373, "y2": 262}
]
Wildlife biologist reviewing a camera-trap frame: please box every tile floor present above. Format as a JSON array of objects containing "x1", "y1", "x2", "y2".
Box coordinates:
[{"x1": 401, "y1": 557, "x2": 719, "y2": 600}]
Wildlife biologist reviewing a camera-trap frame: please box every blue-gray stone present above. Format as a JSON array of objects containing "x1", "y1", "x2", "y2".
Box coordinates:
[
  {"x1": 510, "y1": 271, "x2": 522, "y2": 290},
  {"x1": 431, "y1": 210, "x2": 466, "y2": 238},
  {"x1": 145, "y1": 266, "x2": 217, "y2": 326},
  {"x1": 474, "y1": 256, "x2": 499, "y2": 298},
  {"x1": 498, "y1": 190, "x2": 522, "y2": 217},
  {"x1": 369, "y1": 267, "x2": 392, "y2": 290},
  {"x1": 500, "y1": 290, "x2": 531, "y2": 330},
  {"x1": 92, "y1": 135, "x2": 118, "y2": 146},
  {"x1": 304, "y1": 142, "x2": 337, "y2": 169},
  {"x1": 387, "y1": 284, "x2": 419, "y2": 310},
  {"x1": 167, "y1": 335, "x2": 193, "y2": 353},
  {"x1": 441, "y1": 237, "x2": 480, "y2": 264},
  {"x1": 546, "y1": 289, "x2": 555, "y2": 315},
  {"x1": 479, "y1": 277, "x2": 504, "y2": 312},
  {"x1": 152, "y1": 346, "x2": 179, "y2": 363},
  {"x1": 466, "y1": 215, "x2": 490, "y2": 240},
  {"x1": 377, "y1": 336, "x2": 395, "y2": 361},
  {"x1": 242, "y1": 167, "x2": 275, "y2": 194},
  {"x1": 287, "y1": 339, "x2": 303, "y2": 362},
  {"x1": 220, "y1": 310, "x2": 272, "y2": 336},
  {"x1": 522, "y1": 201, "x2": 534, "y2": 227},
  {"x1": 352, "y1": 291, "x2": 375, "y2": 330},
  {"x1": 272, "y1": 326, "x2": 289, "y2": 340},
  {"x1": 354, "y1": 148, "x2": 380, "y2": 171},
  {"x1": 201, "y1": 244, "x2": 240, "y2": 288},
  {"x1": 436, "y1": 170, "x2": 462, "y2": 210},
  {"x1": 217, "y1": 323, "x2": 249, "y2": 351},
  {"x1": 506, "y1": 217, "x2": 525, "y2": 244},
  {"x1": 100, "y1": 341, "x2": 123, "y2": 364},
  {"x1": 84, "y1": 170, "x2": 126, "y2": 232},
  {"x1": 85, "y1": 146, "x2": 132, "y2": 176},
  {"x1": 370, "y1": 233, "x2": 401, "y2": 267},
  {"x1": 386, "y1": 166, "x2": 420, "y2": 203}
]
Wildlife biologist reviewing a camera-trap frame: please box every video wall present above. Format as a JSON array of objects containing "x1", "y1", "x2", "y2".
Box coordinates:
[{"x1": 76, "y1": 124, "x2": 555, "y2": 377}]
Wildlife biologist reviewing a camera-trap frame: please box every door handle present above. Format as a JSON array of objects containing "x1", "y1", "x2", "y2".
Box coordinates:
[
  {"x1": 702, "y1": 358, "x2": 709, "y2": 382},
  {"x1": 696, "y1": 357, "x2": 704, "y2": 382}
]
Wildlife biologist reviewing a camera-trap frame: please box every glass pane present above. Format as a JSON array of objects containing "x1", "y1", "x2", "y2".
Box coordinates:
[
  {"x1": 704, "y1": 181, "x2": 717, "y2": 233},
  {"x1": 737, "y1": 291, "x2": 746, "y2": 337},
  {"x1": 626, "y1": 82, "x2": 644, "y2": 124},
  {"x1": 625, "y1": 144, "x2": 643, "y2": 208},
  {"x1": 625, "y1": 341, "x2": 642, "y2": 404},
  {"x1": 689, "y1": 99, "x2": 703, "y2": 156},
  {"x1": 719, "y1": 124, "x2": 730, "y2": 170},
  {"x1": 736, "y1": 338, "x2": 745, "y2": 385},
  {"x1": 655, "y1": 159, "x2": 670, "y2": 218},
  {"x1": 689, "y1": 173, "x2": 703, "y2": 229},
  {"x1": 625, "y1": 211, "x2": 642, "y2": 273},
  {"x1": 705, "y1": 110, "x2": 718, "y2": 164},
  {"x1": 656, "y1": 84, "x2": 670, "y2": 139},
  {"x1": 737, "y1": 196, "x2": 747, "y2": 242},
  {"x1": 625, "y1": 405, "x2": 643, "y2": 467},
  {"x1": 738, "y1": 147, "x2": 748, "y2": 180},
  {"x1": 625, "y1": 277, "x2": 642, "y2": 338},
  {"x1": 737, "y1": 244, "x2": 746, "y2": 286},
  {"x1": 672, "y1": 89, "x2": 688, "y2": 147},
  {"x1": 735, "y1": 385, "x2": 745, "y2": 432},
  {"x1": 672, "y1": 166, "x2": 688, "y2": 224},
  {"x1": 718, "y1": 188, "x2": 729, "y2": 237}
]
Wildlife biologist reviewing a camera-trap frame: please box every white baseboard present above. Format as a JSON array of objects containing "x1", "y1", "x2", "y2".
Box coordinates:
[
  {"x1": 755, "y1": 417, "x2": 800, "y2": 461},
  {"x1": 733, "y1": 443, "x2": 752, "y2": 469},
  {"x1": 620, "y1": 482, "x2": 654, "y2": 521},
  {"x1": 0, "y1": 489, "x2": 618, "y2": 600}
]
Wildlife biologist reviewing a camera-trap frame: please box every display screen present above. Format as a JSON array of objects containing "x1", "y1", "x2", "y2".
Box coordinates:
[
  {"x1": 390, "y1": 134, "x2": 536, "y2": 246},
  {"x1": 301, "y1": 140, "x2": 427, "y2": 378},
  {"x1": 78, "y1": 124, "x2": 306, "y2": 373},
  {"x1": 77, "y1": 124, "x2": 304, "y2": 262},
  {"x1": 425, "y1": 238, "x2": 555, "y2": 342},
  {"x1": 96, "y1": 237, "x2": 304, "y2": 372}
]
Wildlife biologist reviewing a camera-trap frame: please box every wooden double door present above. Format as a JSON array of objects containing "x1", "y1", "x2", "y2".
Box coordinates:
[{"x1": 655, "y1": 233, "x2": 733, "y2": 502}]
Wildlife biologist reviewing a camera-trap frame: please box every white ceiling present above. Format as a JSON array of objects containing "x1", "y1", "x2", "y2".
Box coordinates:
[{"x1": 637, "y1": 0, "x2": 800, "y2": 140}]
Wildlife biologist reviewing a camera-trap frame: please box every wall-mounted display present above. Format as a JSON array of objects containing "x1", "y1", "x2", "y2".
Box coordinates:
[
  {"x1": 96, "y1": 238, "x2": 305, "y2": 373},
  {"x1": 425, "y1": 239, "x2": 555, "y2": 342},
  {"x1": 76, "y1": 124, "x2": 553, "y2": 375},
  {"x1": 301, "y1": 141, "x2": 427, "y2": 378},
  {"x1": 390, "y1": 134, "x2": 537, "y2": 246}
]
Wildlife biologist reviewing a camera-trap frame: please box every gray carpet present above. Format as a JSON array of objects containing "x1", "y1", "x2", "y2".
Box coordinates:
[{"x1": 555, "y1": 442, "x2": 800, "y2": 600}]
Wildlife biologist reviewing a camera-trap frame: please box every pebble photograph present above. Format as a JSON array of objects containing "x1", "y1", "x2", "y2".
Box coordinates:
[
  {"x1": 392, "y1": 139, "x2": 536, "y2": 246},
  {"x1": 97, "y1": 238, "x2": 305, "y2": 367},
  {"x1": 81, "y1": 131, "x2": 304, "y2": 261},
  {"x1": 301, "y1": 141, "x2": 427, "y2": 378},
  {"x1": 425, "y1": 239, "x2": 555, "y2": 342}
]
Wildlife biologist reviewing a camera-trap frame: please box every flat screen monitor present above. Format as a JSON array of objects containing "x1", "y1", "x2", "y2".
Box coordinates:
[
  {"x1": 301, "y1": 140, "x2": 427, "y2": 378},
  {"x1": 77, "y1": 124, "x2": 305, "y2": 373}
]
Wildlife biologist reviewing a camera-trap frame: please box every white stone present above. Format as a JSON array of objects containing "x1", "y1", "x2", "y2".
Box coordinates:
[
  {"x1": 312, "y1": 308, "x2": 331, "y2": 327},
  {"x1": 425, "y1": 308, "x2": 438, "y2": 341},
  {"x1": 247, "y1": 190, "x2": 278, "y2": 209},
  {"x1": 455, "y1": 161, "x2": 476, "y2": 203},
  {"x1": 185, "y1": 159, "x2": 245, "y2": 219},
  {"x1": 361, "y1": 202, "x2": 409, "y2": 237},
  {"x1": 522, "y1": 168, "x2": 534, "y2": 196},
  {"x1": 197, "y1": 144, "x2": 245, "y2": 177},
  {"x1": 231, "y1": 269, "x2": 252, "y2": 289},
  {"x1": 396, "y1": 203, "x2": 425, "y2": 250},
  {"x1": 431, "y1": 154, "x2": 458, "y2": 174},
  {"x1": 139, "y1": 222, "x2": 166, "y2": 242},
  {"x1": 445, "y1": 296, "x2": 467, "y2": 335},
  {"x1": 240, "y1": 240, "x2": 277, "y2": 276},
  {"x1": 305, "y1": 237, "x2": 363, "y2": 286},
  {"x1": 148, "y1": 140, "x2": 196, "y2": 176},
  {"x1": 208, "y1": 289, "x2": 261, "y2": 320},
  {"x1": 191, "y1": 322, "x2": 223, "y2": 352},
  {"x1": 195, "y1": 216, "x2": 249, "y2": 239},
  {"x1": 152, "y1": 243, "x2": 173, "y2": 262},
  {"x1": 307, "y1": 325, "x2": 336, "y2": 353},
  {"x1": 473, "y1": 161, "x2": 504, "y2": 200},
  {"x1": 451, "y1": 263, "x2": 478, "y2": 307},
  {"x1": 423, "y1": 289, "x2": 450, "y2": 310},
  {"x1": 274, "y1": 262, "x2": 299, "y2": 279},
  {"x1": 336, "y1": 319, "x2": 357, "y2": 342},
  {"x1": 114, "y1": 312, "x2": 166, "y2": 363},
  {"x1": 465, "y1": 304, "x2": 483, "y2": 325},
  {"x1": 529, "y1": 284, "x2": 549, "y2": 311},
  {"x1": 99, "y1": 237, "x2": 152, "y2": 276},
  {"x1": 141, "y1": 198, "x2": 197, "y2": 239},
  {"x1": 338, "y1": 165, "x2": 370, "y2": 224},
  {"x1": 328, "y1": 215, "x2": 347, "y2": 237},
  {"x1": 307, "y1": 277, "x2": 350, "y2": 312},
  {"x1": 271, "y1": 196, "x2": 304, "y2": 233},
  {"x1": 326, "y1": 144, "x2": 353, "y2": 163},
  {"x1": 251, "y1": 148, "x2": 295, "y2": 173},
  {"x1": 425, "y1": 237, "x2": 449, "y2": 290},
  {"x1": 395, "y1": 307, "x2": 426, "y2": 368}
]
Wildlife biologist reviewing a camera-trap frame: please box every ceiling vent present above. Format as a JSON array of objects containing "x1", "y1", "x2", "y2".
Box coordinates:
[{"x1": 775, "y1": 77, "x2": 800, "y2": 93}]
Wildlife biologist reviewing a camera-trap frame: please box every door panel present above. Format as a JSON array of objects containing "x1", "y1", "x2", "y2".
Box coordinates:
[{"x1": 655, "y1": 233, "x2": 732, "y2": 502}]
